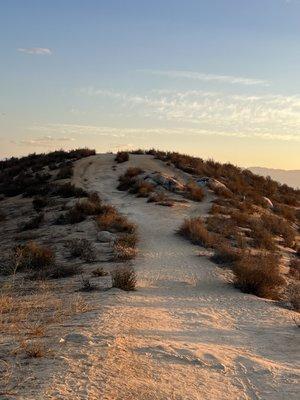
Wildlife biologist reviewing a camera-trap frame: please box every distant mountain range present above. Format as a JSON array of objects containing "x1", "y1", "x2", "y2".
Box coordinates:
[{"x1": 249, "y1": 167, "x2": 300, "y2": 189}]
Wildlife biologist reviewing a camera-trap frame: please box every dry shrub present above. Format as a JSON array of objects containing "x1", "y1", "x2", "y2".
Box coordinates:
[
  {"x1": 115, "y1": 151, "x2": 129, "y2": 163},
  {"x1": 16, "y1": 340, "x2": 49, "y2": 358},
  {"x1": 211, "y1": 243, "x2": 243, "y2": 266},
  {"x1": 289, "y1": 283, "x2": 300, "y2": 311},
  {"x1": 13, "y1": 242, "x2": 55, "y2": 272},
  {"x1": 92, "y1": 267, "x2": 108, "y2": 277},
  {"x1": 210, "y1": 203, "x2": 227, "y2": 215},
  {"x1": 56, "y1": 165, "x2": 73, "y2": 180},
  {"x1": 33, "y1": 196, "x2": 49, "y2": 211},
  {"x1": 56, "y1": 206, "x2": 86, "y2": 225},
  {"x1": 21, "y1": 213, "x2": 44, "y2": 231},
  {"x1": 229, "y1": 210, "x2": 252, "y2": 228},
  {"x1": 250, "y1": 223, "x2": 276, "y2": 251},
  {"x1": 30, "y1": 264, "x2": 81, "y2": 280},
  {"x1": 178, "y1": 218, "x2": 214, "y2": 247},
  {"x1": 274, "y1": 204, "x2": 296, "y2": 222},
  {"x1": 289, "y1": 258, "x2": 300, "y2": 280},
  {"x1": 96, "y1": 210, "x2": 136, "y2": 233},
  {"x1": 213, "y1": 186, "x2": 233, "y2": 198},
  {"x1": 66, "y1": 238, "x2": 96, "y2": 262},
  {"x1": 206, "y1": 215, "x2": 238, "y2": 239},
  {"x1": 115, "y1": 233, "x2": 138, "y2": 249},
  {"x1": 261, "y1": 213, "x2": 295, "y2": 248},
  {"x1": 117, "y1": 168, "x2": 143, "y2": 191},
  {"x1": 74, "y1": 196, "x2": 103, "y2": 216},
  {"x1": 113, "y1": 244, "x2": 137, "y2": 261},
  {"x1": 233, "y1": 253, "x2": 284, "y2": 300},
  {"x1": 185, "y1": 182, "x2": 204, "y2": 202},
  {"x1": 52, "y1": 183, "x2": 88, "y2": 198},
  {"x1": 0, "y1": 282, "x2": 89, "y2": 338},
  {"x1": 134, "y1": 181, "x2": 154, "y2": 197},
  {"x1": 112, "y1": 266, "x2": 136, "y2": 291}
]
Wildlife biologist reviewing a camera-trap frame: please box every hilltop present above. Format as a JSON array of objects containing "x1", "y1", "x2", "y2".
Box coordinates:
[{"x1": 0, "y1": 149, "x2": 299, "y2": 400}]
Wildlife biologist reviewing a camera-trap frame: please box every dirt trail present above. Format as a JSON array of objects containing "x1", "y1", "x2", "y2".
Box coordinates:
[{"x1": 45, "y1": 154, "x2": 299, "y2": 400}]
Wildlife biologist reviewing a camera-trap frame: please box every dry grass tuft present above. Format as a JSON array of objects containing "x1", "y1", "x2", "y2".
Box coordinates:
[
  {"x1": 115, "y1": 151, "x2": 129, "y2": 163},
  {"x1": 210, "y1": 243, "x2": 243, "y2": 266},
  {"x1": 115, "y1": 233, "x2": 138, "y2": 249},
  {"x1": 12, "y1": 242, "x2": 55, "y2": 272},
  {"x1": 233, "y1": 253, "x2": 284, "y2": 300},
  {"x1": 96, "y1": 209, "x2": 136, "y2": 233},
  {"x1": 112, "y1": 266, "x2": 137, "y2": 291},
  {"x1": 66, "y1": 238, "x2": 96, "y2": 262},
  {"x1": 178, "y1": 218, "x2": 215, "y2": 247},
  {"x1": 117, "y1": 168, "x2": 143, "y2": 191},
  {"x1": 185, "y1": 182, "x2": 204, "y2": 202},
  {"x1": 92, "y1": 267, "x2": 108, "y2": 277},
  {"x1": 289, "y1": 258, "x2": 300, "y2": 280},
  {"x1": 21, "y1": 213, "x2": 44, "y2": 231}
]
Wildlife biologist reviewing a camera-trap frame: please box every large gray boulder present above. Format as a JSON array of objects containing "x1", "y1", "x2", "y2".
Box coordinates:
[{"x1": 97, "y1": 231, "x2": 115, "y2": 243}]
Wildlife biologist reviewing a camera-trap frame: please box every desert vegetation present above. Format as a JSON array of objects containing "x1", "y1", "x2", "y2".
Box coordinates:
[
  {"x1": 0, "y1": 149, "x2": 140, "y2": 394},
  {"x1": 115, "y1": 151, "x2": 129, "y2": 163}
]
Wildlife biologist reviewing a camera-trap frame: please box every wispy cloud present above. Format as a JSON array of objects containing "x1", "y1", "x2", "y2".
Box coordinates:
[
  {"x1": 78, "y1": 87, "x2": 300, "y2": 142},
  {"x1": 17, "y1": 135, "x2": 74, "y2": 146},
  {"x1": 17, "y1": 47, "x2": 52, "y2": 55},
  {"x1": 29, "y1": 123, "x2": 300, "y2": 143},
  {"x1": 138, "y1": 69, "x2": 270, "y2": 87}
]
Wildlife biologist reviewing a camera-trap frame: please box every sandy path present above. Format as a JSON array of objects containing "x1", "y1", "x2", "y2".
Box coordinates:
[{"x1": 45, "y1": 154, "x2": 299, "y2": 400}]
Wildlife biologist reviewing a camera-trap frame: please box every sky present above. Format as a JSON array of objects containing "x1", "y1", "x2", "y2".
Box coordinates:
[{"x1": 0, "y1": 0, "x2": 300, "y2": 169}]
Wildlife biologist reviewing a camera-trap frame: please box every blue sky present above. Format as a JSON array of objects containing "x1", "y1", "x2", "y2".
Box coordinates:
[{"x1": 0, "y1": 0, "x2": 300, "y2": 168}]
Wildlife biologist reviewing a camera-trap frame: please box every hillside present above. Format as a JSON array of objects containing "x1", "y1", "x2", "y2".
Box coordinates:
[
  {"x1": 249, "y1": 167, "x2": 300, "y2": 189},
  {"x1": 0, "y1": 150, "x2": 299, "y2": 399}
]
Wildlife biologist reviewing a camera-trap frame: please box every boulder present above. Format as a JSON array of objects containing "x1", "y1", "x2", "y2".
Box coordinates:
[
  {"x1": 262, "y1": 196, "x2": 274, "y2": 209},
  {"x1": 97, "y1": 231, "x2": 115, "y2": 243}
]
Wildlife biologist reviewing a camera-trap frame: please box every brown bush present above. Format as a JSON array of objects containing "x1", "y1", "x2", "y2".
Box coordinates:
[
  {"x1": 92, "y1": 267, "x2": 108, "y2": 277},
  {"x1": 13, "y1": 242, "x2": 55, "y2": 272},
  {"x1": 117, "y1": 168, "x2": 143, "y2": 191},
  {"x1": 113, "y1": 244, "x2": 137, "y2": 261},
  {"x1": 66, "y1": 238, "x2": 96, "y2": 262},
  {"x1": 185, "y1": 182, "x2": 204, "y2": 202},
  {"x1": 115, "y1": 151, "x2": 129, "y2": 163},
  {"x1": 56, "y1": 205, "x2": 86, "y2": 225},
  {"x1": 229, "y1": 210, "x2": 252, "y2": 228},
  {"x1": 96, "y1": 210, "x2": 136, "y2": 233},
  {"x1": 21, "y1": 213, "x2": 44, "y2": 231},
  {"x1": 289, "y1": 283, "x2": 300, "y2": 311},
  {"x1": 206, "y1": 215, "x2": 238, "y2": 239},
  {"x1": 210, "y1": 243, "x2": 243, "y2": 266},
  {"x1": 210, "y1": 203, "x2": 227, "y2": 215},
  {"x1": 289, "y1": 259, "x2": 300, "y2": 280},
  {"x1": 274, "y1": 204, "x2": 296, "y2": 222},
  {"x1": 112, "y1": 266, "x2": 137, "y2": 291},
  {"x1": 30, "y1": 264, "x2": 81, "y2": 280},
  {"x1": 261, "y1": 213, "x2": 295, "y2": 248},
  {"x1": 233, "y1": 253, "x2": 284, "y2": 300},
  {"x1": 33, "y1": 196, "x2": 49, "y2": 211},
  {"x1": 178, "y1": 218, "x2": 214, "y2": 247},
  {"x1": 134, "y1": 181, "x2": 154, "y2": 197},
  {"x1": 249, "y1": 223, "x2": 276, "y2": 251},
  {"x1": 52, "y1": 183, "x2": 88, "y2": 198},
  {"x1": 56, "y1": 165, "x2": 73, "y2": 180},
  {"x1": 74, "y1": 196, "x2": 103, "y2": 216},
  {"x1": 115, "y1": 233, "x2": 138, "y2": 249}
]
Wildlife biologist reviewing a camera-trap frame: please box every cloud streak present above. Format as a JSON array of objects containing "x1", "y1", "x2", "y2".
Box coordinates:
[
  {"x1": 16, "y1": 135, "x2": 75, "y2": 146},
  {"x1": 138, "y1": 69, "x2": 270, "y2": 86},
  {"x1": 17, "y1": 47, "x2": 52, "y2": 55},
  {"x1": 78, "y1": 87, "x2": 300, "y2": 142},
  {"x1": 29, "y1": 123, "x2": 300, "y2": 143}
]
